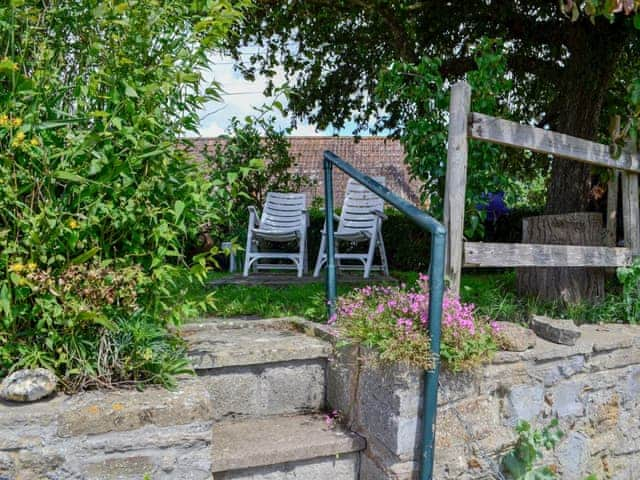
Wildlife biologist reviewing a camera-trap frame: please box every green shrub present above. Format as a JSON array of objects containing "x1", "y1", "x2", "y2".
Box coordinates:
[
  {"x1": 204, "y1": 112, "x2": 311, "y2": 238},
  {"x1": 0, "y1": 0, "x2": 250, "y2": 391}
]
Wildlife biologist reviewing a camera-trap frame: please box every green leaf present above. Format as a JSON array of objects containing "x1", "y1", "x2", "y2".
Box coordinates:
[
  {"x1": 174, "y1": 200, "x2": 185, "y2": 220},
  {"x1": 35, "y1": 118, "x2": 86, "y2": 130},
  {"x1": 249, "y1": 158, "x2": 265, "y2": 169},
  {"x1": 227, "y1": 171, "x2": 239, "y2": 184},
  {"x1": 53, "y1": 170, "x2": 88, "y2": 184},
  {"x1": 71, "y1": 247, "x2": 100, "y2": 265},
  {"x1": 77, "y1": 311, "x2": 118, "y2": 332},
  {"x1": 0, "y1": 283, "x2": 12, "y2": 328},
  {"x1": 0, "y1": 58, "x2": 18, "y2": 74},
  {"x1": 634, "y1": 13, "x2": 640, "y2": 29},
  {"x1": 123, "y1": 82, "x2": 138, "y2": 98}
]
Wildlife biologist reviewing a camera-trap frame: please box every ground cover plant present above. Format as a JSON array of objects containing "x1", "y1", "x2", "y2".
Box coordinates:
[
  {"x1": 330, "y1": 274, "x2": 501, "y2": 371},
  {"x1": 0, "y1": 0, "x2": 250, "y2": 391}
]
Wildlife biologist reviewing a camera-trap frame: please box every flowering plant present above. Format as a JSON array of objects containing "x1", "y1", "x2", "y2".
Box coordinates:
[{"x1": 331, "y1": 274, "x2": 500, "y2": 371}]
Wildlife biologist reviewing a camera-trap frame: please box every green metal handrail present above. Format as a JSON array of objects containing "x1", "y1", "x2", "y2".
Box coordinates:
[{"x1": 323, "y1": 150, "x2": 446, "y2": 480}]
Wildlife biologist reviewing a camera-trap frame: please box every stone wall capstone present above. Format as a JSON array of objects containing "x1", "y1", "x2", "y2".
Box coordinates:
[{"x1": 0, "y1": 380, "x2": 213, "y2": 479}]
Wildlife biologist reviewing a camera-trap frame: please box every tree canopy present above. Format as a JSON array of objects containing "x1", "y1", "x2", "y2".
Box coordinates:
[{"x1": 229, "y1": 0, "x2": 640, "y2": 214}]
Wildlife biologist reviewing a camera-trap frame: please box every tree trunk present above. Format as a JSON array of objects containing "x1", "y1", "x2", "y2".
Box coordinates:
[
  {"x1": 516, "y1": 213, "x2": 605, "y2": 303},
  {"x1": 545, "y1": 19, "x2": 628, "y2": 215}
]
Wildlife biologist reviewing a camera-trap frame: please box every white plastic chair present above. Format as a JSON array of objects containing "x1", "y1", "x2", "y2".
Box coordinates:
[
  {"x1": 243, "y1": 192, "x2": 308, "y2": 277},
  {"x1": 314, "y1": 178, "x2": 389, "y2": 279}
]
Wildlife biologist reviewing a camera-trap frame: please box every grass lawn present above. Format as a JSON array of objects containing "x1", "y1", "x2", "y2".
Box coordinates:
[{"x1": 200, "y1": 270, "x2": 628, "y2": 325}]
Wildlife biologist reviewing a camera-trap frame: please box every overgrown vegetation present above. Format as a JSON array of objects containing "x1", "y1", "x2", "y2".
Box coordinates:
[{"x1": 0, "y1": 0, "x2": 250, "y2": 391}]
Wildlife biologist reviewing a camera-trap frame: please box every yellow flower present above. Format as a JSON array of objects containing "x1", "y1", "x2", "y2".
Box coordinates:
[
  {"x1": 29, "y1": 137, "x2": 39, "y2": 146},
  {"x1": 0, "y1": 114, "x2": 8, "y2": 127},
  {"x1": 68, "y1": 219, "x2": 79, "y2": 229},
  {"x1": 11, "y1": 131, "x2": 25, "y2": 148},
  {"x1": 12, "y1": 117, "x2": 22, "y2": 127},
  {"x1": 9, "y1": 263, "x2": 25, "y2": 273},
  {"x1": 26, "y1": 262, "x2": 37, "y2": 271}
]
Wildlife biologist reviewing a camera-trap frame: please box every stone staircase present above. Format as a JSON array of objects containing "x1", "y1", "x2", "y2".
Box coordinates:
[
  {"x1": 183, "y1": 316, "x2": 366, "y2": 479},
  {"x1": 0, "y1": 316, "x2": 365, "y2": 479}
]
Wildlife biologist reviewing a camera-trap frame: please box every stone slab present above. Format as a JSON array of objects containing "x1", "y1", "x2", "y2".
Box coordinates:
[
  {"x1": 531, "y1": 315, "x2": 581, "y2": 346},
  {"x1": 0, "y1": 393, "x2": 67, "y2": 429},
  {"x1": 494, "y1": 321, "x2": 536, "y2": 351},
  {"x1": 213, "y1": 453, "x2": 360, "y2": 480},
  {"x1": 183, "y1": 319, "x2": 331, "y2": 369},
  {"x1": 211, "y1": 414, "x2": 365, "y2": 473},
  {"x1": 57, "y1": 380, "x2": 212, "y2": 437}
]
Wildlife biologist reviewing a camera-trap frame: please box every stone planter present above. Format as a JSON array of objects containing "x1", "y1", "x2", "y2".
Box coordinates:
[{"x1": 295, "y1": 319, "x2": 640, "y2": 480}]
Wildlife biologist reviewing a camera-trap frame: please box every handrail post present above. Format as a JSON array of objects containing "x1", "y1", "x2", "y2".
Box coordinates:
[
  {"x1": 324, "y1": 157, "x2": 337, "y2": 317},
  {"x1": 322, "y1": 150, "x2": 446, "y2": 480},
  {"x1": 420, "y1": 229, "x2": 446, "y2": 480}
]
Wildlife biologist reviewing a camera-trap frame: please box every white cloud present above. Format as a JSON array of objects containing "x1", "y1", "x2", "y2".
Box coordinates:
[
  {"x1": 187, "y1": 52, "x2": 330, "y2": 138},
  {"x1": 198, "y1": 121, "x2": 226, "y2": 138}
]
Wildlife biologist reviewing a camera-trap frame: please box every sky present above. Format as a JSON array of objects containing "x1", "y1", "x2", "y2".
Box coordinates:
[{"x1": 193, "y1": 51, "x2": 354, "y2": 138}]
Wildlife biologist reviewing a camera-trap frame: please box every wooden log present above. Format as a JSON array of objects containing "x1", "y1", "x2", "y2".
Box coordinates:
[
  {"x1": 515, "y1": 213, "x2": 607, "y2": 303},
  {"x1": 470, "y1": 113, "x2": 640, "y2": 173},
  {"x1": 464, "y1": 242, "x2": 631, "y2": 268},
  {"x1": 443, "y1": 81, "x2": 471, "y2": 295}
]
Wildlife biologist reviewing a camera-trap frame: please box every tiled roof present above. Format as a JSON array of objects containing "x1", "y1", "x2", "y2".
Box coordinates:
[{"x1": 187, "y1": 136, "x2": 421, "y2": 205}]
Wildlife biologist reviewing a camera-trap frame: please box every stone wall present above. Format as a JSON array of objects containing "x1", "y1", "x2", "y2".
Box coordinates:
[
  {"x1": 0, "y1": 381, "x2": 213, "y2": 480},
  {"x1": 322, "y1": 322, "x2": 640, "y2": 480}
]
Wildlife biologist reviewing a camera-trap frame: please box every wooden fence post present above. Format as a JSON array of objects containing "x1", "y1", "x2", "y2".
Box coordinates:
[
  {"x1": 606, "y1": 171, "x2": 619, "y2": 247},
  {"x1": 444, "y1": 81, "x2": 471, "y2": 295},
  {"x1": 622, "y1": 164, "x2": 640, "y2": 253}
]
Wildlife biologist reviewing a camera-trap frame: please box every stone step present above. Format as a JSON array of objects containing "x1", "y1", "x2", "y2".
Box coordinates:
[
  {"x1": 183, "y1": 317, "x2": 331, "y2": 369},
  {"x1": 211, "y1": 414, "x2": 366, "y2": 479},
  {"x1": 182, "y1": 317, "x2": 332, "y2": 420}
]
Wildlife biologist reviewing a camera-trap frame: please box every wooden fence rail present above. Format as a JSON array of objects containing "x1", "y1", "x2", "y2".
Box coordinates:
[{"x1": 444, "y1": 81, "x2": 640, "y2": 294}]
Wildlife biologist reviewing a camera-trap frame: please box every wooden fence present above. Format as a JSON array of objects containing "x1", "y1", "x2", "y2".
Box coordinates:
[{"x1": 444, "y1": 81, "x2": 639, "y2": 294}]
